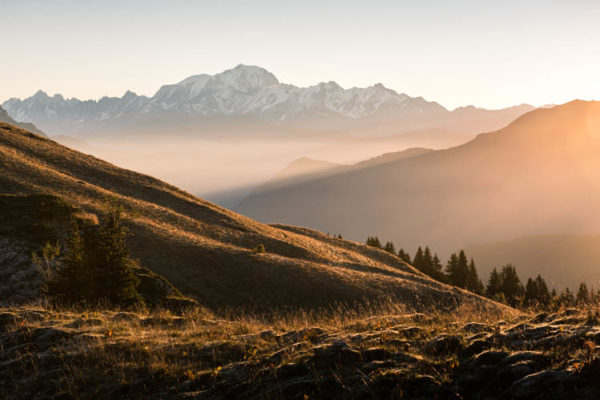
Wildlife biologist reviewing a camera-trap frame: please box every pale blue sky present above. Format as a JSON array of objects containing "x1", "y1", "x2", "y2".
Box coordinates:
[{"x1": 2, "y1": 0, "x2": 600, "y2": 109}]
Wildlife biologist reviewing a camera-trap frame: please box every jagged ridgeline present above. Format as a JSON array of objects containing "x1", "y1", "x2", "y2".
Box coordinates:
[{"x1": 0, "y1": 121, "x2": 506, "y2": 312}]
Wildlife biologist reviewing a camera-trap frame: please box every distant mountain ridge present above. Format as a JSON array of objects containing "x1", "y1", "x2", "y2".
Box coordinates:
[
  {"x1": 236, "y1": 100, "x2": 600, "y2": 265},
  {"x1": 0, "y1": 106, "x2": 46, "y2": 137},
  {"x1": 2, "y1": 64, "x2": 534, "y2": 136}
]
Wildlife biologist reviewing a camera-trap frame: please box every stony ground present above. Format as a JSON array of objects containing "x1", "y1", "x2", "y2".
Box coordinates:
[{"x1": 2, "y1": 305, "x2": 600, "y2": 399}]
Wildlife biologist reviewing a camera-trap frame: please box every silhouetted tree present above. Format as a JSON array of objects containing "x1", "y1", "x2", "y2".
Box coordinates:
[
  {"x1": 366, "y1": 236, "x2": 382, "y2": 248},
  {"x1": 430, "y1": 253, "x2": 446, "y2": 283},
  {"x1": 446, "y1": 253, "x2": 460, "y2": 286},
  {"x1": 465, "y1": 258, "x2": 484, "y2": 294},
  {"x1": 577, "y1": 283, "x2": 590, "y2": 305},
  {"x1": 398, "y1": 248, "x2": 411, "y2": 264},
  {"x1": 413, "y1": 247, "x2": 425, "y2": 272},
  {"x1": 48, "y1": 205, "x2": 144, "y2": 309},
  {"x1": 500, "y1": 264, "x2": 524, "y2": 307},
  {"x1": 486, "y1": 268, "x2": 502, "y2": 298},
  {"x1": 559, "y1": 288, "x2": 575, "y2": 307},
  {"x1": 384, "y1": 241, "x2": 396, "y2": 254}
]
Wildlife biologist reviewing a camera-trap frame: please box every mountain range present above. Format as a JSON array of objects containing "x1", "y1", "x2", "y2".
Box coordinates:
[
  {"x1": 2, "y1": 64, "x2": 533, "y2": 137},
  {"x1": 236, "y1": 100, "x2": 600, "y2": 286}
]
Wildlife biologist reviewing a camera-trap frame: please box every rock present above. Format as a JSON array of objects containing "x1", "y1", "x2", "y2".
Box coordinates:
[
  {"x1": 470, "y1": 350, "x2": 509, "y2": 367},
  {"x1": 311, "y1": 342, "x2": 362, "y2": 369},
  {"x1": 461, "y1": 322, "x2": 492, "y2": 333},
  {"x1": 0, "y1": 312, "x2": 21, "y2": 331},
  {"x1": 31, "y1": 327, "x2": 71, "y2": 350},
  {"x1": 505, "y1": 351, "x2": 548, "y2": 367},
  {"x1": 361, "y1": 347, "x2": 392, "y2": 361},
  {"x1": 111, "y1": 312, "x2": 140, "y2": 323},
  {"x1": 399, "y1": 326, "x2": 423, "y2": 337},
  {"x1": 464, "y1": 338, "x2": 492, "y2": 356},
  {"x1": 424, "y1": 334, "x2": 463, "y2": 356},
  {"x1": 530, "y1": 312, "x2": 548, "y2": 324},
  {"x1": 505, "y1": 370, "x2": 576, "y2": 399}
]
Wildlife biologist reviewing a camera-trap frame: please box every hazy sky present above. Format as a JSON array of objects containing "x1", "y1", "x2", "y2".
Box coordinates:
[{"x1": 2, "y1": 0, "x2": 600, "y2": 109}]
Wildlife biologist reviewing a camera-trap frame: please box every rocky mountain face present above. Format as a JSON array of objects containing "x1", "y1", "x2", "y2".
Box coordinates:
[
  {"x1": 2, "y1": 65, "x2": 533, "y2": 136},
  {"x1": 0, "y1": 106, "x2": 46, "y2": 137}
]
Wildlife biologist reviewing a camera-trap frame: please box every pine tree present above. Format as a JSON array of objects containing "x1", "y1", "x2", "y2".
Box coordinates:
[
  {"x1": 413, "y1": 247, "x2": 425, "y2": 272},
  {"x1": 500, "y1": 264, "x2": 524, "y2": 307},
  {"x1": 455, "y1": 250, "x2": 470, "y2": 289},
  {"x1": 422, "y1": 247, "x2": 434, "y2": 275},
  {"x1": 524, "y1": 278, "x2": 538, "y2": 307},
  {"x1": 486, "y1": 268, "x2": 502, "y2": 298},
  {"x1": 577, "y1": 283, "x2": 590, "y2": 305},
  {"x1": 446, "y1": 253, "x2": 460, "y2": 286},
  {"x1": 398, "y1": 249, "x2": 411, "y2": 264},
  {"x1": 465, "y1": 258, "x2": 484, "y2": 294},
  {"x1": 560, "y1": 288, "x2": 574, "y2": 307},
  {"x1": 383, "y1": 241, "x2": 396, "y2": 254},
  {"x1": 48, "y1": 225, "x2": 88, "y2": 304},
  {"x1": 366, "y1": 236, "x2": 382, "y2": 248},
  {"x1": 534, "y1": 275, "x2": 551, "y2": 307},
  {"x1": 431, "y1": 254, "x2": 446, "y2": 283},
  {"x1": 94, "y1": 207, "x2": 144, "y2": 308}
]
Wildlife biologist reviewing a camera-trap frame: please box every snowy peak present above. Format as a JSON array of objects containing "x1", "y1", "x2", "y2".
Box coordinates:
[
  {"x1": 1, "y1": 65, "x2": 529, "y2": 135},
  {"x1": 212, "y1": 64, "x2": 279, "y2": 93}
]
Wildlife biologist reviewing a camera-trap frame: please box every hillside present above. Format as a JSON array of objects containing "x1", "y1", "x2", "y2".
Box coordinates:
[
  {"x1": 5, "y1": 304, "x2": 600, "y2": 400},
  {"x1": 247, "y1": 147, "x2": 435, "y2": 199},
  {"x1": 236, "y1": 101, "x2": 600, "y2": 261},
  {"x1": 0, "y1": 122, "x2": 501, "y2": 313}
]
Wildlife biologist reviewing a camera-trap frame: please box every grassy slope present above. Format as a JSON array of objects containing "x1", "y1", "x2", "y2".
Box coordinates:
[{"x1": 0, "y1": 122, "x2": 501, "y2": 312}]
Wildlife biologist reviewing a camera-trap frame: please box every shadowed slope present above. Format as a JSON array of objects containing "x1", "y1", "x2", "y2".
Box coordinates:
[
  {"x1": 237, "y1": 101, "x2": 600, "y2": 257},
  {"x1": 0, "y1": 123, "x2": 502, "y2": 312}
]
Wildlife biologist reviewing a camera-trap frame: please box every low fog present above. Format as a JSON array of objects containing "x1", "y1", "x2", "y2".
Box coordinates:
[{"x1": 56, "y1": 128, "x2": 473, "y2": 209}]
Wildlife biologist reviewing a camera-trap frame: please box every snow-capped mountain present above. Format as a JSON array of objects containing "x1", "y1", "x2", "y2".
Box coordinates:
[{"x1": 2, "y1": 64, "x2": 532, "y2": 136}]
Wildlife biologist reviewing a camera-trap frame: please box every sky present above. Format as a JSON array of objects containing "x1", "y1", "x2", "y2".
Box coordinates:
[{"x1": 2, "y1": 0, "x2": 600, "y2": 109}]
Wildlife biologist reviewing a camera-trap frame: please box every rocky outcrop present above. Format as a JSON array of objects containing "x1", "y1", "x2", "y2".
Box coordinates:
[{"x1": 0, "y1": 239, "x2": 47, "y2": 304}]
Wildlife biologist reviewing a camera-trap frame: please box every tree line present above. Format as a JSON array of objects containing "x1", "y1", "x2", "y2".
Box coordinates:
[{"x1": 365, "y1": 235, "x2": 597, "y2": 310}]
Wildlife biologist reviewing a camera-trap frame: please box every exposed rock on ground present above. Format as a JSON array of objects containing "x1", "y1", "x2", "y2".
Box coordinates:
[{"x1": 2, "y1": 306, "x2": 600, "y2": 399}]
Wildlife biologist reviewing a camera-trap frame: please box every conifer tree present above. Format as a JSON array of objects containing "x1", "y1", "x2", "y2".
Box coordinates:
[
  {"x1": 94, "y1": 206, "x2": 144, "y2": 308},
  {"x1": 48, "y1": 205, "x2": 144, "y2": 309},
  {"x1": 383, "y1": 241, "x2": 396, "y2": 254},
  {"x1": 366, "y1": 236, "x2": 382, "y2": 248},
  {"x1": 398, "y1": 249, "x2": 411, "y2": 264},
  {"x1": 48, "y1": 225, "x2": 87, "y2": 303},
  {"x1": 534, "y1": 275, "x2": 551, "y2": 307},
  {"x1": 431, "y1": 254, "x2": 446, "y2": 283},
  {"x1": 413, "y1": 247, "x2": 425, "y2": 272},
  {"x1": 486, "y1": 267, "x2": 502, "y2": 297},
  {"x1": 500, "y1": 264, "x2": 524, "y2": 307},
  {"x1": 422, "y1": 247, "x2": 434, "y2": 275},
  {"x1": 577, "y1": 283, "x2": 590, "y2": 305},
  {"x1": 465, "y1": 258, "x2": 484, "y2": 294},
  {"x1": 524, "y1": 278, "x2": 538, "y2": 307},
  {"x1": 456, "y1": 250, "x2": 470, "y2": 288},
  {"x1": 446, "y1": 253, "x2": 460, "y2": 286},
  {"x1": 560, "y1": 288, "x2": 574, "y2": 307}
]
